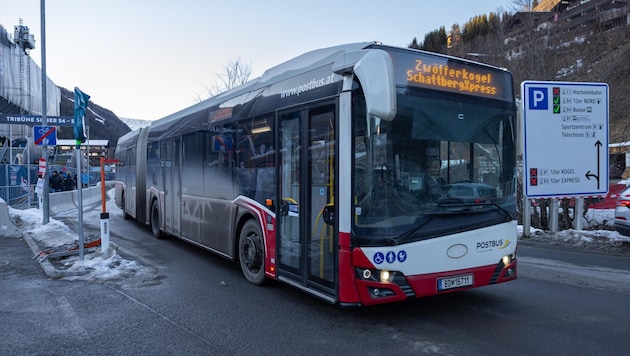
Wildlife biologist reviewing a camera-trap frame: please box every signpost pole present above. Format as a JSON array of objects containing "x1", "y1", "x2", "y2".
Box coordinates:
[
  {"x1": 523, "y1": 197, "x2": 531, "y2": 238},
  {"x1": 40, "y1": 0, "x2": 49, "y2": 225},
  {"x1": 76, "y1": 144, "x2": 84, "y2": 260},
  {"x1": 575, "y1": 197, "x2": 584, "y2": 230},
  {"x1": 73, "y1": 87, "x2": 90, "y2": 261},
  {"x1": 550, "y1": 198, "x2": 559, "y2": 233}
]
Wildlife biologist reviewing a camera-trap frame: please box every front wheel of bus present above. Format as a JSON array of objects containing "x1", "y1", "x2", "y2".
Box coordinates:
[
  {"x1": 239, "y1": 220, "x2": 266, "y2": 285},
  {"x1": 150, "y1": 200, "x2": 163, "y2": 239}
]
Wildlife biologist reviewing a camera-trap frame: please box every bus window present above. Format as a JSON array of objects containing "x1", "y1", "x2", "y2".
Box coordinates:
[
  {"x1": 241, "y1": 116, "x2": 276, "y2": 205},
  {"x1": 182, "y1": 132, "x2": 204, "y2": 196}
]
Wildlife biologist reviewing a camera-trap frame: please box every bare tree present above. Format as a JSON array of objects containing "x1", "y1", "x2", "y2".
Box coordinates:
[{"x1": 196, "y1": 57, "x2": 253, "y2": 101}]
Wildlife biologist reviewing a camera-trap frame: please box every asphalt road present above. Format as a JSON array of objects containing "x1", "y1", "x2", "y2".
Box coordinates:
[{"x1": 1, "y1": 202, "x2": 629, "y2": 355}]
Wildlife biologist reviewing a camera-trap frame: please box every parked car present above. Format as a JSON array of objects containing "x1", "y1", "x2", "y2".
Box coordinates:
[
  {"x1": 438, "y1": 182, "x2": 497, "y2": 205},
  {"x1": 613, "y1": 184, "x2": 630, "y2": 236}
]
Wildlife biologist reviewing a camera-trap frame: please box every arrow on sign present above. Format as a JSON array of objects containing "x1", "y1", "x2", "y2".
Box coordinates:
[{"x1": 585, "y1": 140, "x2": 602, "y2": 190}]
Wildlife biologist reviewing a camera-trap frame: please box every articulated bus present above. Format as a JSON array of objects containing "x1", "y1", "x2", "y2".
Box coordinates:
[{"x1": 115, "y1": 42, "x2": 517, "y2": 306}]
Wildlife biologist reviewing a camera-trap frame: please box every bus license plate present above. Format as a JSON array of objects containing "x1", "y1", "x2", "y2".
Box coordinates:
[{"x1": 437, "y1": 274, "x2": 473, "y2": 291}]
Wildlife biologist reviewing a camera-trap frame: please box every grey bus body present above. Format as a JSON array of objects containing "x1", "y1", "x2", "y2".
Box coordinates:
[{"x1": 115, "y1": 42, "x2": 518, "y2": 306}]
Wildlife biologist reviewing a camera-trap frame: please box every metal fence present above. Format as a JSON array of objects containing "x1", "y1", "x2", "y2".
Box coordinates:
[{"x1": 0, "y1": 184, "x2": 37, "y2": 209}]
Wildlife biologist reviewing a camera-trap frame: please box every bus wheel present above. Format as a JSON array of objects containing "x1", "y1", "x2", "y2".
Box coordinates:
[
  {"x1": 150, "y1": 200, "x2": 162, "y2": 239},
  {"x1": 122, "y1": 193, "x2": 131, "y2": 220},
  {"x1": 238, "y1": 220, "x2": 266, "y2": 285}
]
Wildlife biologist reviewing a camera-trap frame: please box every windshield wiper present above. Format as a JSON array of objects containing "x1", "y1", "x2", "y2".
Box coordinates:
[{"x1": 389, "y1": 215, "x2": 439, "y2": 246}]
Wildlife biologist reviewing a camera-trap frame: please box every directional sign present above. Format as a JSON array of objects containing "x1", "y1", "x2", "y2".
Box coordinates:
[
  {"x1": 33, "y1": 126, "x2": 57, "y2": 146},
  {"x1": 522, "y1": 81, "x2": 609, "y2": 198}
]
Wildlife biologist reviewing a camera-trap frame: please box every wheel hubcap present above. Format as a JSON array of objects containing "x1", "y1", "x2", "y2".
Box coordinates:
[{"x1": 243, "y1": 233, "x2": 261, "y2": 269}]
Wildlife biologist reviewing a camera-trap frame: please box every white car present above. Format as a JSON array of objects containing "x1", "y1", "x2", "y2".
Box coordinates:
[{"x1": 439, "y1": 182, "x2": 497, "y2": 205}]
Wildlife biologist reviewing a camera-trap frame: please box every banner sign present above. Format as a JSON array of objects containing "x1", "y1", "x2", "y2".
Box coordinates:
[
  {"x1": 0, "y1": 114, "x2": 75, "y2": 126},
  {"x1": 74, "y1": 87, "x2": 90, "y2": 144}
]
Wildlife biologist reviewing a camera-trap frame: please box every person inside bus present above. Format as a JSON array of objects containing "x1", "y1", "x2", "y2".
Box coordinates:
[{"x1": 426, "y1": 158, "x2": 445, "y2": 201}]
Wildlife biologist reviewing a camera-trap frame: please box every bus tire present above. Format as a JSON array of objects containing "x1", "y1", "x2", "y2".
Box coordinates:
[
  {"x1": 122, "y1": 193, "x2": 131, "y2": 220},
  {"x1": 150, "y1": 200, "x2": 163, "y2": 239},
  {"x1": 238, "y1": 219, "x2": 266, "y2": 285}
]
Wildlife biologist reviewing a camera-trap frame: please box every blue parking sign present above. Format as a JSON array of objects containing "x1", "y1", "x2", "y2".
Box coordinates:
[{"x1": 528, "y1": 87, "x2": 548, "y2": 110}]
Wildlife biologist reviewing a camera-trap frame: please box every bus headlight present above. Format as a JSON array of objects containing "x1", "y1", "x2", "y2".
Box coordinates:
[
  {"x1": 380, "y1": 270, "x2": 393, "y2": 283},
  {"x1": 502, "y1": 253, "x2": 516, "y2": 266},
  {"x1": 357, "y1": 268, "x2": 396, "y2": 283}
]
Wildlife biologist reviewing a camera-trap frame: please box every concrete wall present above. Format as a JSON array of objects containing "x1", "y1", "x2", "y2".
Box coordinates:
[
  {"x1": 0, "y1": 197, "x2": 19, "y2": 237},
  {"x1": 48, "y1": 184, "x2": 112, "y2": 216}
]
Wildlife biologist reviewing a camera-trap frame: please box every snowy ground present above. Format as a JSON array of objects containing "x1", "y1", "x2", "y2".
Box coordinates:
[
  {"x1": 9, "y1": 203, "x2": 157, "y2": 283},
  {"x1": 7, "y1": 199, "x2": 630, "y2": 283},
  {"x1": 520, "y1": 208, "x2": 630, "y2": 255}
]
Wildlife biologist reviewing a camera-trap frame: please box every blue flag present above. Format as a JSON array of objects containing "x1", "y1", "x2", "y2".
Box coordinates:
[{"x1": 73, "y1": 87, "x2": 90, "y2": 145}]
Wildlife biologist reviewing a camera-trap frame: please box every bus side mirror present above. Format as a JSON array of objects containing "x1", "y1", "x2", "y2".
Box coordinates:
[{"x1": 322, "y1": 205, "x2": 334, "y2": 225}]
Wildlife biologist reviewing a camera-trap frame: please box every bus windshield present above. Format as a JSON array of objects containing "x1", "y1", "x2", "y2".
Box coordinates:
[{"x1": 353, "y1": 87, "x2": 516, "y2": 244}]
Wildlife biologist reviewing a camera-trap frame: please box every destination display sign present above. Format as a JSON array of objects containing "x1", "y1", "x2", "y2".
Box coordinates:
[
  {"x1": 522, "y1": 81, "x2": 609, "y2": 197},
  {"x1": 388, "y1": 49, "x2": 514, "y2": 102}
]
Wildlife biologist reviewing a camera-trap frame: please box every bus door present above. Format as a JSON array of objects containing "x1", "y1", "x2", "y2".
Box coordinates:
[
  {"x1": 278, "y1": 104, "x2": 336, "y2": 297},
  {"x1": 164, "y1": 138, "x2": 181, "y2": 235}
]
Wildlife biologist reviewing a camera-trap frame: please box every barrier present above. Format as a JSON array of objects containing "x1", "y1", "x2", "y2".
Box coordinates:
[
  {"x1": 0, "y1": 198, "x2": 20, "y2": 237},
  {"x1": 0, "y1": 183, "x2": 114, "y2": 238},
  {"x1": 48, "y1": 190, "x2": 76, "y2": 216},
  {"x1": 48, "y1": 183, "x2": 114, "y2": 216}
]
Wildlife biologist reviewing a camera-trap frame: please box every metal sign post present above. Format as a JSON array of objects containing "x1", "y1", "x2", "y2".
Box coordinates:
[
  {"x1": 73, "y1": 87, "x2": 90, "y2": 261},
  {"x1": 76, "y1": 145, "x2": 84, "y2": 260},
  {"x1": 40, "y1": 0, "x2": 49, "y2": 225}
]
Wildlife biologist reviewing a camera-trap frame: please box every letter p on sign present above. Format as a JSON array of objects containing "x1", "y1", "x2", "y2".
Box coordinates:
[{"x1": 528, "y1": 87, "x2": 548, "y2": 110}]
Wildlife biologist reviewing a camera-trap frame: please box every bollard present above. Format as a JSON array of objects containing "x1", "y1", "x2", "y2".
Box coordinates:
[{"x1": 100, "y1": 212, "x2": 110, "y2": 254}]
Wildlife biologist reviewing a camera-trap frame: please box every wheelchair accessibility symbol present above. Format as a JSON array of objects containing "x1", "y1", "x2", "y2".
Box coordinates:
[{"x1": 373, "y1": 250, "x2": 408, "y2": 265}]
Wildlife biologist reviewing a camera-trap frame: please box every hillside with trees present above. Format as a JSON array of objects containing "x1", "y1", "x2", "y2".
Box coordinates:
[
  {"x1": 409, "y1": 0, "x2": 629, "y2": 142},
  {"x1": 56, "y1": 87, "x2": 132, "y2": 158}
]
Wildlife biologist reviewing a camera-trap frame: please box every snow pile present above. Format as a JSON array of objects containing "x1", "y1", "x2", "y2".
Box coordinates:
[
  {"x1": 520, "y1": 208, "x2": 630, "y2": 254},
  {"x1": 9, "y1": 207, "x2": 157, "y2": 283}
]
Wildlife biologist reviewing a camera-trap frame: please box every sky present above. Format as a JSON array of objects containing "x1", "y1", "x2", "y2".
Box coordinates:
[{"x1": 1, "y1": 0, "x2": 514, "y2": 121}]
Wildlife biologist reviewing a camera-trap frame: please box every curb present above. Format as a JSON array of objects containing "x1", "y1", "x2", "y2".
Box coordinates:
[
  {"x1": 22, "y1": 232, "x2": 69, "y2": 279},
  {"x1": 22, "y1": 231, "x2": 120, "y2": 279}
]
